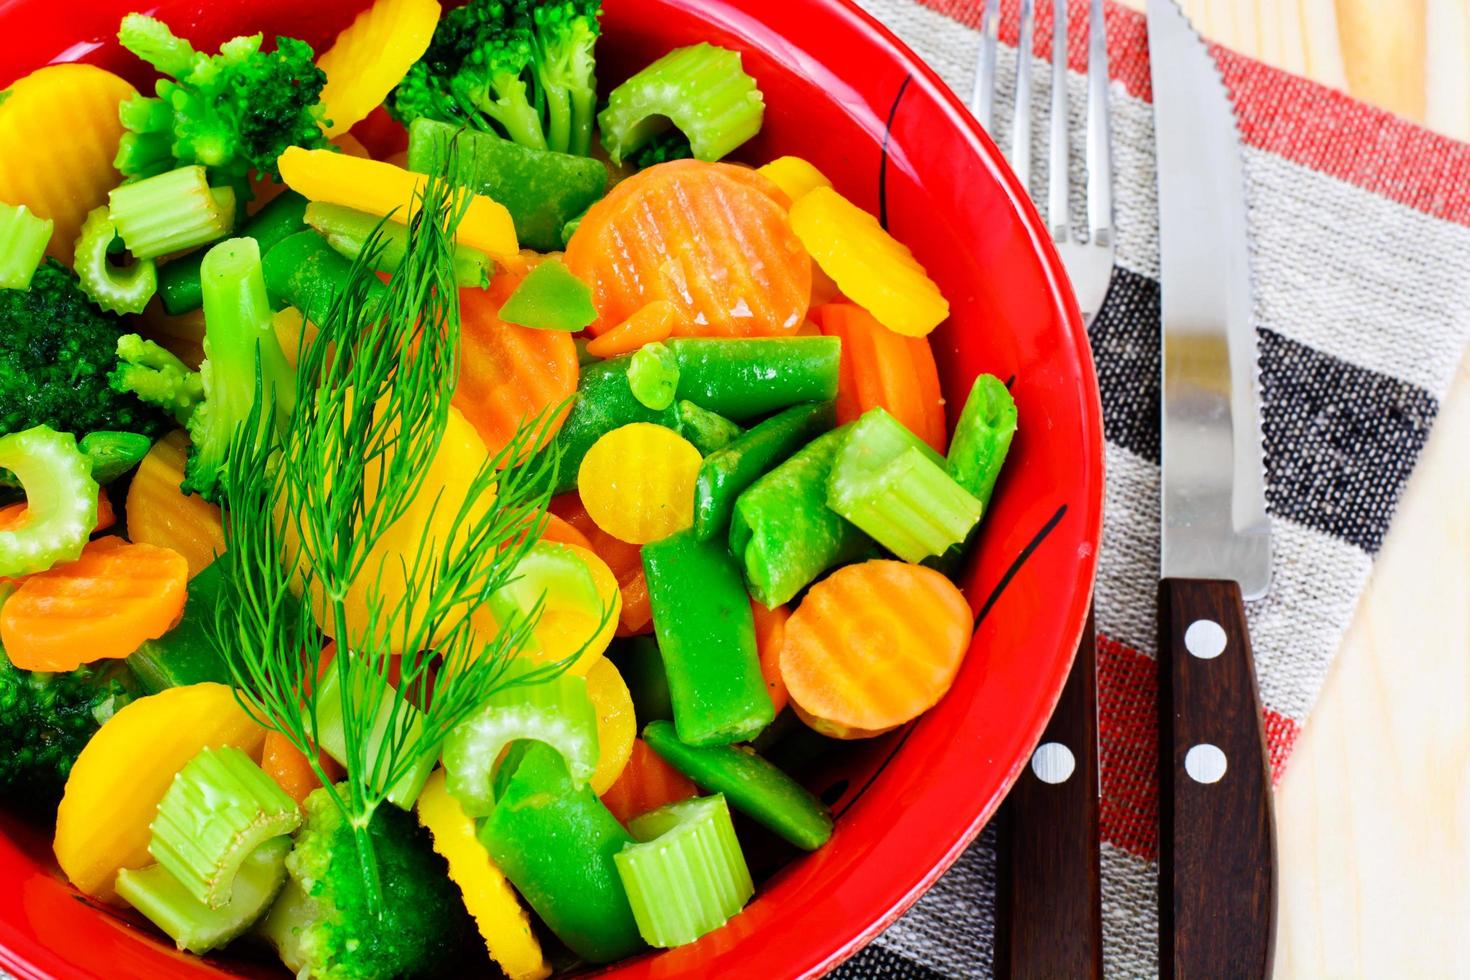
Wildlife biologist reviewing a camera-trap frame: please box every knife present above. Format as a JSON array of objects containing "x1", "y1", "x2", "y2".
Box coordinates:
[{"x1": 1147, "y1": 1, "x2": 1276, "y2": 977}]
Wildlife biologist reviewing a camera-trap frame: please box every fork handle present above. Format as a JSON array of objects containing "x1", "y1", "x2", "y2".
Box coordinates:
[
  {"x1": 1158, "y1": 578, "x2": 1276, "y2": 979},
  {"x1": 997, "y1": 605, "x2": 1102, "y2": 980}
]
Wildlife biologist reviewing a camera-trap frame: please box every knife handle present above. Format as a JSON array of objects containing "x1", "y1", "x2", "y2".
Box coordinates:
[
  {"x1": 996, "y1": 605, "x2": 1102, "y2": 980},
  {"x1": 1158, "y1": 578, "x2": 1276, "y2": 980}
]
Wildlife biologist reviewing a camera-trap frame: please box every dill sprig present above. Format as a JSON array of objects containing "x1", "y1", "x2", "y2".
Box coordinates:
[{"x1": 213, "y1": 164, "x2": 570, "y2": 913}]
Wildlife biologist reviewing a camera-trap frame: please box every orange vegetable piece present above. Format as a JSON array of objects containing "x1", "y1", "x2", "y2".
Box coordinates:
[
  {"x1": 137, "y1": 299, "x2": 206, "y2": 369},
  {"x1": 454, "y1": 276, "x2": 579, "y2": 455},
  {"x1": 565, "y1": 159, "x2": 811, "y2": 337},
  {"x1": 260, "y1": 730, "x2": 344, "y2": 804},
  {"x1": 0, "y1": 487, "x2": 113, "y2": 538},
  {"x1": 586, "y1": 657, "x2": 636, "y2": 795},
  {"x1": 126, "y1": 430, "x2": 226, "y2": 578},
  {"x1": 600, "y1": 738, "x2": 699, "y2": 826},
  {"x1": 549, "y1": 494, "x2": 652, "y2": 635},
  {"x1": 317, "y1": 0, "x2": 440, "y2": 138},
  {"x1": 539, "y1": 512, "x2": 593, "y2": 552},
  {"x1": 780, "y1": 560, "x2": 973, "y2": 739},
  {"x1": 751, "y1": 601, "x2": 790, "y2": 717},
  {"x1": 814, "y1": 301, "x2": 947, "y2": 453},
  {"x1": 583, "y1": 300, "x2": 678, "y2": 359},
  {"x1": 0, "y1": 537, "x2": 189, "y2": 672}
]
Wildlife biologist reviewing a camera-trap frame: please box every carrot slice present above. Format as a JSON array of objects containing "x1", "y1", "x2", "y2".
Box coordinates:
[
  {"x1": 814, "y1": 301, "x2": 947, "y2": 453},
  {"x1": 751, "y1": 601, "x2": 790, "y2": 717},
  {"x1": 126, "y1": 430, "x2": 226, "y2": 579},
  {"x1": 564, "y1": 159, "x2": 811, "y2": 338},
  {"x1": 261, "y1": 731, "x2": 322, "y2": 804},
  {"x1": 583, "y1": 300, "x2": 678, "y2": 359},
  {"x1": 599, "y1": 737, "x2": 699, "y2": 826},
  {"x1": 1, "y1": 537, "x2": 189, "y2": 672},
  {"x1": 779, "y1": 559, "x2": 972, "y2": 739},
  {"x1": 454, "y1": 275, "x2": 580, "y2": 456},
  {"x1": 550, "y1": 493, "x2": 652, "y2": 635},
  {"x1": 539, "y1": 512, "x2": 594, "y2": 552}
]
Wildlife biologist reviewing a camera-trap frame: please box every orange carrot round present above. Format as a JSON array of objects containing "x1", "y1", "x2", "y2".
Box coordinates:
[
  {"x1": 583, "y1": 300, "x2": 679, "y2": 359},
  {"x1": 540, "y1": 511, "x2": 594, "y2": 552},
  {"x1": 780, "y1": 559, "x2": 973, "y2": 739},
  {"x1": 260, "y1": 731, "x2": 324, "y2": 804},
  {"x1": 0, "y1": 487, "x2": 113, "y2": 538},
  {"x1": 599, "y1": 737, "x2": 699, "y2": 826},
  {"x1": 550, "y1": 493, "x2": 653, "y2": 635},
  {"x1": 814, "y1": 301, "x2": 947, "y2": 452},
  {"x1": 0, "y1": 537, "x2": 189, "y2": 672},
  {"x1": 565, "y1": 159, "x2": 812, "y2": 338},
  {"x1": 751, "y1": 600, "x2": 790, "y2": 717}
]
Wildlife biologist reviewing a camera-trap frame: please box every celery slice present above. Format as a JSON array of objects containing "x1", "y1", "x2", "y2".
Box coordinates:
[
  {"x1": 827, "y1": 408, "x2": 982, "y2": 562},
  {"x1": 313, "y1": 665, "x2": 437, "y2": 810},
  {"x1": 442, "y1": 669, "x2": 600, "y2": 818},
  {"x1": 0, "y1": 426, "x2": 98, "y2": 577},
  {"x1": 598, "y1": 44, "x2": 765, "y2": 166},
  {"x1": 116, "y1": 835, "x2": 291, "y2": 954},
  {"x1": 0, "y1": 201, "x2": 52, "y2": 289},
  {"x1": 614, "y1": 794, "x2": 754, "y2": 948},
  {"x1": 498, "y1": 258, "x2": 596, "y2": 332},
  {"x1": 628, "y1": 342, "x2": 678, "y2": 411},
  {"x1": 73, "y1": 206, "x2": 157, "y2": 314},
  {"x1": 488, "y1": 539, "x2": 602, "y2": 627},
  {"x1": 149, "y1": 746, "x2": 301, "y2": 909},
  {"x1": 303, "y1": 202, "x2": 492, "y2": 288},
  {"x1": 108, "y1": 166, "x2": 234, "y2": 259}
]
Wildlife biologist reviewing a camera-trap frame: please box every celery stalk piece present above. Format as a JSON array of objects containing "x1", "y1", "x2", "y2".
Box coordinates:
[
  {"x1": 0, "y1": 426, "x2": 98, "y2": 577},
  {"x1": 0, "y1": 201, "x2": 52, "y2": 289},
  {"x1": 72, "y1": 206, "x2": 157, "y2": 314},
  {"x1": 442, "y1": 669, "x2": 601, "y2": 817},
  {"x1": 303, "y1": 202, "x2": 493, "y2": 288},
  {"x1": 946, "y1": 373, "x2": 1018, "y2": 508},
  {"x1": 116, "y1": 836, "x2": 292, "y2": 954},
  {"x1": 628, "y1": 342, "x2": 679, "y2": 411},
  {"x1": 489, "y1": 539, "x2": 603, "y2": 626},
  {"x1": 108, "y1": 166, "x2": 234, "y2": 259},
  {"x1": 497, "y1": 258, "x2": 597, "y2": 332},
  {"x1": 614, "y1": 794, "x2": 754, "y2": 948},
  {"x1": 313, "y1": 666, "x2": 438, "y2": 811},
  {"x1": 827, "y1": 408, "x2": 983, "y2": 563},
  {"x1": 149, "y1": 746, "x2": 302, "y2": 909},
  {"x1": 598, "y1": 43, "x2": 765, "y2": 166}
]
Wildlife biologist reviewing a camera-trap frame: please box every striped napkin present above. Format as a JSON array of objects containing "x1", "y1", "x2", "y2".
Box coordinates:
[{"x1": 831, "y1": 1, "x2": 1470, "y2": 976}]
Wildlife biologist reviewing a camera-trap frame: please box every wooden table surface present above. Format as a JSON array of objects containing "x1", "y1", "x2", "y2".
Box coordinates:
[{"x1": 1114, "y1": 1, "x2": 1470, "y2": 975}]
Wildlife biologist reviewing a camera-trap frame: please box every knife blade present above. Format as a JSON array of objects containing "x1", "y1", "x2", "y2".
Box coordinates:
[{"x1": 1147, "y1": 0, "x2": 1277, "y2": 977}]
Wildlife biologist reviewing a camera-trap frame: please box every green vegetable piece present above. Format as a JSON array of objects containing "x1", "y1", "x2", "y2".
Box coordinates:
[
  {"x1": 561, "y1": 210, "x2": 585, "y2": 249},
  {"x1": 116, "y1": 836, "x2": 292, "y2": 954},
  {"x1": 303, "y1": 202, "x2": 492, "y2": 288},
  {"x1": 642, "y1": 528, "x2": 774, "y2": 746},
  {"x1": 673, "y1": 400, "x2": 743, "y2": 455},
  {"x1": 0, "y1": 202, "x2": 52, "y2": 289},
  {"x1": 0, "y1": 426, "x2": 98, "y2": 578},
  {"x1": 407, "y1": 118, "x2": 608, "y2": 252},
  {"x1": 108, "y1": 166, "x2": 235, "y2": 260},
  {"x1": 480, "y1": 741, "x2": 645, "y2": 964},
  {"x1": 127, "y1": 561, "x2": 232, "y2": 693},
  {"x1": 615, "y1": 794, "x2": 754, "y2": 948},
  {"x1": 78, "y1": 431, "x2": 154, "y2": 484},
  {"x1": 442, "y1": 669, "x2": 600, "y2": 818},
  {"x1": 158, "y1": 191, "x2": 309, "y2": 315},
  {"x1": 947, "y1": 374, "x2": 1018, "y2": 506},
  {"x1": 72, "y1": 206, "x2": 157, "y2": 315},
  {"x1": 643, "y1": 720, "x2": 833, "y2": 851},
  {"x1": 609, "y1": 636, "x2": 673, "y2": 723},
  {"x1": 729, "y1": 425, "x2": 874, "y2": 607},
  {"x1": 599, "y1": 43, "x2": 765, "y2": 166},
  {"x1": 626, "y1": 129, "x2": 693, "y2": 172},
  {"x1": 628, "y1": 341, "x2": 678, "y2": 410},
  {"x1": 547, "y1": 357, "x2": 678, "y2": 494},
  {"x1": 313, "y1": 667, "x2": 437, "y2": 811},
  {"x1": 111, "y1": 335, "x2": 204, "y2": 426},
  {"x1": 150, "y1": 746, "x2": 302, "y2": 909},
  {"x1": 694, "y1": 401, "x2": 835, "y2": 540},
  {"x1": 665, "y1": 337, "x2": 840, "y2": 420},
  {"x1": 498, "y1": 258, "x2": 597, "y2": 332},
  {"x1": 828, "y1": 407, "x2": 982, "y2": 563},
  {"x1": 262, "y1": 229, "x2": 388, "y2": 319}
]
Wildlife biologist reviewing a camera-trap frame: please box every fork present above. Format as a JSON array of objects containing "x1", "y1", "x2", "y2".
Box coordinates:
[{"x1": 972, "y1": 1, "x2": 1114, "y2": 977}]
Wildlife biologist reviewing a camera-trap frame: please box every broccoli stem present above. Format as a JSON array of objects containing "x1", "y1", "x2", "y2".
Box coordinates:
[
  {"x1": 0, "y1": 427, "x2": 98, "y2": 578},
  {"x1": 569, "y1": 87, "x2": 597, "y2": 158},
  {"x1": 483, "y1": 76, "x2": 550, "y2": 152},
  {"x1": 113, "y1": 131, "x2": 176, "y2": 181},
  {"x1": 0, "y1": 202, "x2": 52, "y2": 290},
  {"x1": 73, "y1": 207, "x2": 157, "y2": 315},
  {"x1": 108, "y1": 166, "x2": 235, "y2": 260},
  {"x1": 117, "y1": 12, "x2": 199, "y2": 80},
  {"x1": 543, "y1": 86, "x2": 573, "y2": 155}
]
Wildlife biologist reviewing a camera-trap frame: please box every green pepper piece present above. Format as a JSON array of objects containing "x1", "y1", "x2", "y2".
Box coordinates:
[
  {"x1": 127, "y1": 562, "x2": 233, "y2": 693},
  {"x1": 158, "y1": 192, "x2": 308, "y2": 315},
  {"x1": 498, "y1": 258, "x2": 597, "y2": 332},
  {"x1": 609, "y1": 636, "x2": 674, "y2": 723},
  {"x1": 480, "y1": 741, "x2": 644, "y2": 964},
  {"x1": 729, "y1": 426, "x2": 874, "y2": 607},
  {"x1": 261, "y1": 230, "x2": 388, "y2": 320},
  {"x1": 694, "y1": 401, "x2": 835, "y2": 540},
  {"x1": 641, "y1": 529, "x2": 773, "y2": 746},
  {"x1": 407, "y1": 118, "x2": 608, "y2": 253},
  {"x1": 642, "y1": 720, "x2": 833, "y2": 851},
  {"x1": 665, "y1": 337, "x2": 839, "y2": 420},
  {"x1": 672, "y1": 400, "x2": 743, "y2": 455}
]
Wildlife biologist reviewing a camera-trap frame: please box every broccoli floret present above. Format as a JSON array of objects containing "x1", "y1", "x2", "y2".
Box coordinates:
[
  {"x1": 393, "y1": 0, "x2": 602, "y2": 156},
  {"x1": 115, "y1": 14, "x2": 330, "y2": 201},
  {"x1": 0, "y1": 260, "x2": 170, "y2": 440},
  {"x1": 628, "y1": 129, "x2": 693, "y2": 170},
  {"x1": 111, "y1": 335, "x2": 205, "y2": 427},
  {"x1": 258, "y1": 787, "x2": 474, "y2": 980},
  {"x1": 0, "y1": 656, "x2": 139, "y2": 809}
]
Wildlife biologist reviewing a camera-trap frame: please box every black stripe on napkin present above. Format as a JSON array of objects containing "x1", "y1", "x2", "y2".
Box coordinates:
[{"x1": 833, "y1": 944, "x2": 951, "y2": 979}]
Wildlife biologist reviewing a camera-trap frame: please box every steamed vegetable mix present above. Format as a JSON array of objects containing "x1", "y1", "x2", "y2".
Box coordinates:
[{"x1": 0, "y1": 3, "x2": 1030, "y2": 974}]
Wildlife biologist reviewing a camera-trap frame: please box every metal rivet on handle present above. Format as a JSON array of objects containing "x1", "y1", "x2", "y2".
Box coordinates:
[
  {"x1": 1030, "y1": 742, "x2": 1076, "y2": 784},
  {"x1": 1184, "y1": 619, "x2": 1227, "y2": 659},
  {"x1": 1184, "y1": 743, "x2": 1228, "y2": 784}
]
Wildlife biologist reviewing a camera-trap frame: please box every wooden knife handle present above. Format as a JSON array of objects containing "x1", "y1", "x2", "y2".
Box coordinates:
[
  {"x1": 1158, "y1": 578, "x2": 1276, "y2": 979},
  {"x1": 997, "y1": 605, "x2": 1102, "y2": 980}
]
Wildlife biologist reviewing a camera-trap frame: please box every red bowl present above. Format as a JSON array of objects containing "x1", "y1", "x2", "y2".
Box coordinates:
[{"x1": 0, "y1": 2, "x2": 1103, "y2": 976}]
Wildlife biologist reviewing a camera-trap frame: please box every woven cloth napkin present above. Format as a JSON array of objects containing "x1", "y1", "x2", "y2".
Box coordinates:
[{"x1": 828, "y1": 0, "x2": 1470, "y2": 976}]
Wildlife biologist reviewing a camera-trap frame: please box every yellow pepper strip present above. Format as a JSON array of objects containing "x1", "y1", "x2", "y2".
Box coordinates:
[
  {"x1": 417, "y1": 770, "x2": 551, "y2": 980},
  {"x1": 756, "y1": 156, "x2": 832, "y2": 204},
  {"x1": 277, "y1": 147, "x2": 519, "y2": 258},
  {"x1": 316, "y1": 0, "x2": 440, "y2": 138}
]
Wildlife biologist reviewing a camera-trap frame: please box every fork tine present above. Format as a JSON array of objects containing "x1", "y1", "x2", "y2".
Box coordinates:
[
  {"x1": 1085, "y1": 0, "x2": 1113, "y2": 245},
  {"x1": 970, "y1": 0, "x2": 1000, "y2": 132},
  {"x1": 1047, "y1": 0, "x2": 1070, "y2": 239},
  {"x1": 1011, "y1": 0, "x2": 1036, "y2": 189}
]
